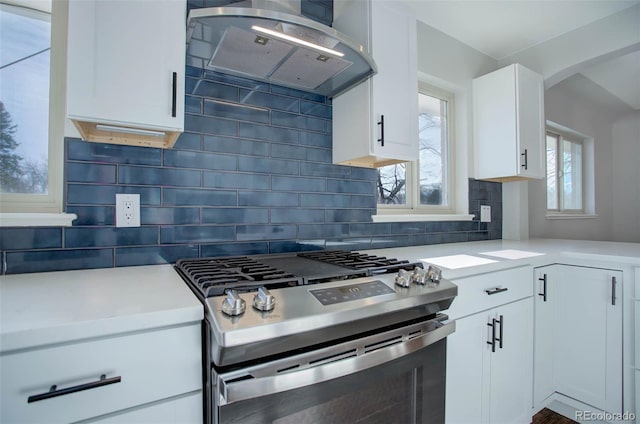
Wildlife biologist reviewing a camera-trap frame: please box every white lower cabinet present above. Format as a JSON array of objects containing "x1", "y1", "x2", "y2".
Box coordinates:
[
  {"x1": 445, "y1": 267, "x2": 533, "y2": 424},
  {"x1": 634, "y1": 268, "x2": 640, "y2": 423},
  {"x1": 0, "y1": 323, "x2": 202, "y2": 424},
  {"x1": 533, "y1": 265, "x2": 623, "y2": 414},
  {"x1": 636, "y1": 369, "x2": 640, "y2": 423}
]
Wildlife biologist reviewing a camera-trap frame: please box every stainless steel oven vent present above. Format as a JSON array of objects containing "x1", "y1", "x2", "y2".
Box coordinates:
[{"x1": 186, "y1": 0, "x2": 376, "y2": 97}]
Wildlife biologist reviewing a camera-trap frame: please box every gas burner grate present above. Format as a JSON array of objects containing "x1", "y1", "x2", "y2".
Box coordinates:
[
  {"x1": 176, "y1": 256, "x2": 301, "y2": 298},
  {"x1": 298, "y1": 250, "x2": 421, "y2": 274}
]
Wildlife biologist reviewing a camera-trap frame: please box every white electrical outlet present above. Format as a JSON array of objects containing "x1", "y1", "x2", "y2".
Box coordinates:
[
  {"x1": 480, "y1": 205, "x2": 491, "y2": 223},
  {"x1": 116, "y1": 194, "x2": 140, "y2": 227}
]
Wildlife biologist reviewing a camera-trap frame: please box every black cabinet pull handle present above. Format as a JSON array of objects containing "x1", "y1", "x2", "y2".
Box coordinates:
[
  {"x1": 611, "y1": 276, "x2": 617, "y2": 306},
  {"x1": 521, "y1": 149, "x2": 528, "y2": 169},
  {"x1": 377, "y1": 114, "x2": 384, "y2": 147},
  {"x1": 496, "y1": 315, "x2": 504, "y2": 349},
  {"x1": 485, "y1": 287, "x2": 508, "y2": 296},
  {"x1": 538, "y1": 274, "x2": 547, "y2": 302},
  {"x1": 27, "y1": 374, "x2": 121, "y2": 403},
  {"x1": 487, "y1": 318, "x2": 496, "y2": 352},
  {"x1": 171, "y1": 71, "x2": 178, "y2": 118}
]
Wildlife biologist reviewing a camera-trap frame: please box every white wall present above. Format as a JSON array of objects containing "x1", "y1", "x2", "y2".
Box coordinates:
[
  {"x1": 499, "y1": 4, "x2": 640, "y2": 88},
  {"x1": 415, "y1": 21, "x2": 497, "y2": 214},
  {"x1": 528, "y1": 76, "x2": 634, "y2": 241},
  {"x1": 612, "y1": 110, "x2": 640, "y2": 242},
  {"x1": 415, "y1": 12, "x2": 638, "y2": 242}
]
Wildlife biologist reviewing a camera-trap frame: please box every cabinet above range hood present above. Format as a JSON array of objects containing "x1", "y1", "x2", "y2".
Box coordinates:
[{"x1": 186, "y1": 0, "x2": 376, "y2": 98}]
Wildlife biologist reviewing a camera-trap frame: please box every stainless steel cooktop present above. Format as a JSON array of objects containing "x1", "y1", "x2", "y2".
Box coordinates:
[{"x1": 175, "y1": 250, "x2": 457, "y2": 367}]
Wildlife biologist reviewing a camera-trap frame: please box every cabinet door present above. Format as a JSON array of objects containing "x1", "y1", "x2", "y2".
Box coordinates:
[
  {"x1": 369, "y1": 1, "x2": 418, "y2": 161},
  {"x1": 487, "y1": 298, "x2": 533, "y2": 424},
  {"x1": 533, "y1": 266, "x2": 555, "y2": 407},
  {"x1": 515, "y1": 65, "x2": 544, "y2": 179},
  {"x1": 445, "y1": 312, "x2": 487, "y2": 424},
  {"x1": 447, "y1": 297, "x2": 533, "y2": 424},
  {"x1": 331, "y1": 0, "x2": 418, "y2": 166},
  {"x1": 473, "y1": 64, "x2": 544, "y2": 181},
  {"x1": 553, "y1": 265, "x2": 623, "y2": 414},
  {"x1": 67, "y1": 0, "x2": 185, "y2": 131}
]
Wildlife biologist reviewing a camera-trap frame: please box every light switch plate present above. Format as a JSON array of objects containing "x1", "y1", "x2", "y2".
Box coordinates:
[
  {"x1": 480, "y1": 205, "x2": 491, "y2": 222},
  {"x1": 116, "y1": 194, "x2": 140, "y2": 227}
]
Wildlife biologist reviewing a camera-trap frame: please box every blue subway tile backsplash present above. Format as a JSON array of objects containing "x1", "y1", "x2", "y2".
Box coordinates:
[
  {"x1": 5, "y1": 249, "x2": 113, "y2": 274},
  {"x1": 0, "y1": 228, "x2": 62, "y2": 250},
  {"x1": 66, "y1": 139, "x2": 162, "y2": 165},
  {"x1": 1, "y1": 65, "x2": 502, "y2": 274},
  {"x1": 65, "y1": 227, "x2": 159, "y2": 248}
]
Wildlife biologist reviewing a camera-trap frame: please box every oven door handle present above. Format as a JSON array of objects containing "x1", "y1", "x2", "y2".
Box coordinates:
[{"x1": 218, "y1": 320, "x2": 455, "y2": 406}]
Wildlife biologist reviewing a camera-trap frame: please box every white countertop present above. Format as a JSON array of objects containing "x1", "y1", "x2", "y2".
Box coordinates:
[
  {"x1": 1, "y1": 239, "x2": 638, "y2": 353},
  {"x1": 363, "y1": 238, "x2": 640, "y2": 279},
  {"x1": 0, "y1": 265, "x2": 203, "y2": 353}
]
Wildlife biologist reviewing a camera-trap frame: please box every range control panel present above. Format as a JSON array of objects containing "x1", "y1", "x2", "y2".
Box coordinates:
[{"x1": 309, "y1": 280, "x2": 395, "y2": 305}]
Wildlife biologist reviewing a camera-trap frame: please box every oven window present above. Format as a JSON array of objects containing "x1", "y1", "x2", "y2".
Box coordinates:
[{"x1": 216, "y1": 339, "x2": 446, "y2": 424}]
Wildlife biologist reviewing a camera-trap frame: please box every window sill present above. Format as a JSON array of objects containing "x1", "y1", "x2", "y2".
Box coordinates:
[
  {"x1": 372, "y1": 214, "x2": 475, "y2": 223},
  {"x1": 0, "y1": 213, "x2": 77, "y2": 227},
  {"x1": 545, "y1": 213, "x2": 598, "y2": 220}
]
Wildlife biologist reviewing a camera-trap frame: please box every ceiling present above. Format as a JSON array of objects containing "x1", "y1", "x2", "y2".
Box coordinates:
[{"x1": 398, "y1": 0, "x2": 640, "y2": 110}]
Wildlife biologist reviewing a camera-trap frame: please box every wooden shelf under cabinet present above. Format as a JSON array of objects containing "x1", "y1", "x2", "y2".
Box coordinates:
[{"x1": 71, "y1": 119, "x2": 180, "y2": 149}]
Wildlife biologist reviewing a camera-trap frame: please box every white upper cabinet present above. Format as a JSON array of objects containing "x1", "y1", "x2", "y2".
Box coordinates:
[
  {"x1": 66, "y1": 0, "x2": 186, "y2": 148},
  {"x1": 473, "y1": 63, "x2": 545, "y2": 181},
  {"x1": 332, "y1": 0, "x2": 418, "y2": 168}
]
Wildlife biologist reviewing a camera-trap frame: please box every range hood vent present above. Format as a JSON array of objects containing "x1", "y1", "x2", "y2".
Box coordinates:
[{"x1": 186, "y1": 0, "x2": 376, "y2": 98}]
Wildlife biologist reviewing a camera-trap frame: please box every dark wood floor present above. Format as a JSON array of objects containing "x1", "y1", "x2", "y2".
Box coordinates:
[{"x1": 532, "y1": 408, "x2": 578, "y2": 424}]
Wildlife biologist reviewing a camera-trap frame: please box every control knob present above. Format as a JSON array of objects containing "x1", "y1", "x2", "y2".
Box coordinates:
[
  {"x1": 253, "y1": 286, "x2": 276, "y2": 312},
  {"x1": 410, "y1": 267, "x2": 428, "y2": 285},
  {"x1": 395, "y1": 269, "x2": 411, "y2": 288},
  {"x1": 426, "y1": 265, "x2": 442, "y2": 287},
  {"x1": 221, "y1": 290, "x2": 246, "y2": 316}
]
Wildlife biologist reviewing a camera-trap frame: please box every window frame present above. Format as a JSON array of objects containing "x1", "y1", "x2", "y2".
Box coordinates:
[
  {"x1": 0, "y1": 0, "x2": 74, "y2": 226},
  {"x1": 376, "y1": 82, "x2": 456, "y2": 216},
  {"x1": 544, "y1": 121, "x2": 597, "y2": 220},
  {"x1": 546, "y1": 130, "x2": 585, "y2": 214}
]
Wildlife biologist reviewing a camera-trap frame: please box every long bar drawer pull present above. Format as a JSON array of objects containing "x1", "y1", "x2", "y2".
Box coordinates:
[
  {"x1": 487, "y1": 319, "x2": 497, "y2": 352},
  {"x1": 485, "y1": 287, "x2": 508, "y2": 295},
  {"x1": 521, "y1": 149, "x2": 528, "y2": 170},
  {"x1": 171, "y1": 72, "x2": 178, "y2": 118},
  {"x1": 611, "y1": 276, "x2": 617, "y2": 306},
  {"x1": 496, "y1": 315, "x2": 504, "y2": 349},
  {"x1": 538, "y1": 274, "x2": 548, "y2": 302},
  {"x1": 377, "y1": 114, "x2": 385, "y2": 146},
  {"x1": 27, "y1": 374, "x2": 121, "y2": 403}
]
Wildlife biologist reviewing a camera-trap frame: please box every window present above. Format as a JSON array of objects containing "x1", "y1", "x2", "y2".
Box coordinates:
[
  {"x1": 546, "y1": 131, "x2": 584, "y2": 212},
  {"x1": 0, "y1": 0, "x2": 71, "y2": 224},
  {"x1": 377, "y1": 84, "x2": 452, "y2": 213},
  {"x1": 1, "y1": 0, "x2": 50, "y2": 195}
]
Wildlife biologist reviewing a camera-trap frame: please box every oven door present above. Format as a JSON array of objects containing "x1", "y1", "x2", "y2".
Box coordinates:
[{"x1": 212, "y1": 316, "x2": 454, "y2": 424}]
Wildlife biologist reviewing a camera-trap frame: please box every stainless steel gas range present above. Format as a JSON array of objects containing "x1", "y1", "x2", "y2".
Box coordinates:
[{"x1": 175, "y1": 250, "x2": 457, "y2": 424}]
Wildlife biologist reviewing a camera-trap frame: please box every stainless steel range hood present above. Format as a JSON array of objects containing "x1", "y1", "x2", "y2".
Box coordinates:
[{"x1": 186, "y1": 0, "x2": 376, "y2": 98}]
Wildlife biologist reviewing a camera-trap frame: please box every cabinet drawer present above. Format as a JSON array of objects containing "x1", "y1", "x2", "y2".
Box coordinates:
[
  {"x1": 446, "y1": 267, "x2": 533, "y2": 319},
  {"x1": 1, "y1": 324, "x2": 202, "y2": 424},
  {"x1": 82, "y1": 391, "x2": 203, "y2": 424}
]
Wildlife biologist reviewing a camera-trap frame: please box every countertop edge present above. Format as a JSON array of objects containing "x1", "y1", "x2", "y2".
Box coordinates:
[
  {"x1": 0, "y1": 265, "x2": 204, "y2": 354},
  {"x1": 0, "y1": 305, "x2": 204, "y2": 354}
]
